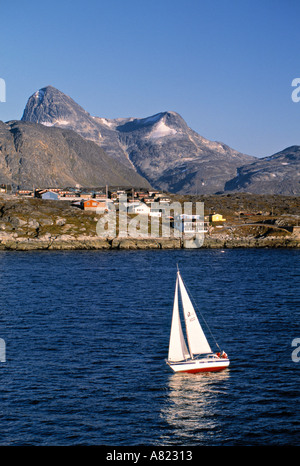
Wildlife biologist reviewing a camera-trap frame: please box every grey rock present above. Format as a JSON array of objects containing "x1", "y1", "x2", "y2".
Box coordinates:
[
  {"x1": 56, "y1": 217, "x2": 66, "y2": 226},
  {"x1": 28, "y1": 219, "x2": 40, "y2": 229},
  {"x1": 224, "y1": 146, "x2": 300, "y2": 195},
  {"x1": 21, "y1": 86, "x2": 255, "y2": 194},
  {"x1": 0, "y1": 120, "x2": 150, "y2": 190},
  {"x1": 10, "y1": 217, "x2": 27, "y2": 227},
  {"x1": 40, "y1": 232, "x2": 52, "y2": 240},
  {"x1": 20, "y1": 85, "x2": 300, "y2": 195}
]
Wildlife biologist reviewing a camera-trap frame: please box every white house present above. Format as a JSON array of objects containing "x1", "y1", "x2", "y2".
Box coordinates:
[
  {"x1": 149, "y1": 206, "x2": 166, "y2": 217},
  {"x1": 127, "y1": 202, "x2": 150, "y2": 215},
  {"x1": 174, "y1": 214, "x2": 208, "y2": 234}
]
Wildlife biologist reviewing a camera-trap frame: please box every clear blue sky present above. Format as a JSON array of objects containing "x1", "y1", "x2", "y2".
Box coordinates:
[{"x1": 1, "y1": 0, "x2": 299, "y2": 158}]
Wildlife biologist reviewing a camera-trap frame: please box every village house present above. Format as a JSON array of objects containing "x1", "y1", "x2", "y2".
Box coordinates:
[
  {"x1": 148, "y1": 190, "x2": 160, "y2": 197},
  {"x1": 58, "y1": 190, "x2": 73, "y2": 196},
  {"x1": 149, "y1": 206, "x2": 167, "y2": 217},
  {"x1": 127, "y1": 202, "x2": 150, "y2": 215},
  {"x1": 157, "y1": 196, "x2": 171, "y2": 203},
  {"x1": 83, "y1": 199, "x2": 106, "y2": 212},
  {"x1": 41, "y1": 190, "x2": 59, "y2": 200},
  {"x1": 174, "y1": 214, "x2": 208, "y2": 234},
  {"x1": 153, "y1": 192, "x2": 169, "y2": 200},
  {"x1": 79, "y1": 191, "x2": 94, "y2": 199},
  {"x1": 83, "y1": 199, "x2": 113, "y2": 212},
  {"x1": 209, "y1": 213, "x2": 226, "y2": 223},
  {"x1": 17, "y1": 189, "x2": 33, "y2": 196},
  {"x1": 94, "y1": 192, "x2": 108, "y2": 200},
  {"x1": 58, "y1": 190, "x2": 79, "y2": 201},
  {"x1": 134, "y1": 190, "x2": 148, "y2": 199},
  {"x1": 143, "y1": 196, "x2": 154, "y2": 204}
]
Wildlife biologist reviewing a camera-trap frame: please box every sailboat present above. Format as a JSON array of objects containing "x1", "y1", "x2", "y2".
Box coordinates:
[{"x1": 166, "y1": 268, "x2": 230, "y2": 373}]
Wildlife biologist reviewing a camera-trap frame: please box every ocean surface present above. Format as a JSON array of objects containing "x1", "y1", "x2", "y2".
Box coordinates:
[{"x1": 0, "y1": 248, "x2": 299, "y2": 446}]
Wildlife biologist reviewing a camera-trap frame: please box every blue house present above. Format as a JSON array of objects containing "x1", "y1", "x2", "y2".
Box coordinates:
[{"x1": 41, "y1": 191, "x2": 59, "y2": 200}]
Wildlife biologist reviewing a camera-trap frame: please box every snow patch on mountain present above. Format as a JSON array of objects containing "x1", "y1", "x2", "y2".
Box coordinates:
[
  {"x1": 41, "y1": 119, "x2": 70, "y2": 127},
  {"x1": 148, "y1": 120, "x2": 177, "y2": 139},
  {"x1": 142, "y1": 113, "x2": 163, "y2": 125},
  {"x1": 97, "y1": 117, "x2": 115, "y2": 128},
  {"x1": 34, "y1": 89, "x2": 45, "y2": 102}
]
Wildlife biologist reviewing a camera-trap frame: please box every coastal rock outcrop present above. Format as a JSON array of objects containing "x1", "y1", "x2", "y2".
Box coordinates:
[{"x1": 0, "y1": 196, "x2": 299, "y2": 250}]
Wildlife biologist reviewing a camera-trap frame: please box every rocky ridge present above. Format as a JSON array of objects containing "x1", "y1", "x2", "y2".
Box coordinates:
[
  {"x1": 21, "y1": 86, "x2": 257, "y2": 194},
  {"x1": 224, "y1": 146, "x2": 300, "y2": 195},
  {"x1": 0, "y1": 120, "x2": 150, "y2": 189},
  {"x1": 22, "y1": 85, "x2": 300, "y2": 195}
]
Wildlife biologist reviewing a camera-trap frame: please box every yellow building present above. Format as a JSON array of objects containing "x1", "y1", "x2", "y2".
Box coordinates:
[{"x1": 209, "y1": 213, "x2": 226, "y2": 222}]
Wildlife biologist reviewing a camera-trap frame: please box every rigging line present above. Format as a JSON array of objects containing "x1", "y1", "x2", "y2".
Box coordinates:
[{"x1": 179, "y1": 271, "x2": 221, "y2": 351}]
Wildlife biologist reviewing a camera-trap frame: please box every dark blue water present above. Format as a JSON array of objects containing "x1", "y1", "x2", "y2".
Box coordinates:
[{"x1": 0, "y1": 249, "x2": 299, "y2": 446}]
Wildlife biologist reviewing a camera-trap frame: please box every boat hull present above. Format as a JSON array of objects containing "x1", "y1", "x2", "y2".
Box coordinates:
[{"x1": 167, "y1": 357, "x2": 230, "y2": 373}]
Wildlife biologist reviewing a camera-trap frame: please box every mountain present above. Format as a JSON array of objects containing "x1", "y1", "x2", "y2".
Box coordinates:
[
  {"x1": 113, "y1": 111, "x2": 257, "y2": 194},
  {"x1": 0, "y1": 120, "x2": 151, "y2": 189},
  {"x1": 22, "y1": 86, "x2": 256, "y2": 194},
  {"x1": 21, "y1": 85, "x2": 300, "y2": 196},
  {"x1": 21, "y1": 86, "x2": 132, "y2": 169},
  {"x1": 224, "y1": 146, "x2": 300, "y2": 195}
]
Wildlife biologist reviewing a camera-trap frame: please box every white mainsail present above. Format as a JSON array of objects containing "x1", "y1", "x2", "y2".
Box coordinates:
[
  {"x1": 178, "y1": 271, "x2": 212, "y2": 358},
  {"x1": 168, "y1": 275, "x2": 190, "y2": 362}
]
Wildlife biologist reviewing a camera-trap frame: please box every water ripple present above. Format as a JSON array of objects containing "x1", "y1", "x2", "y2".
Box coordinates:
[{"x1": 0, "y1": 249, "x2": 298, "y2": 445}]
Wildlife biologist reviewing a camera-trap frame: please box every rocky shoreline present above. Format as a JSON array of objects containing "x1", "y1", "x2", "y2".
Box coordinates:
[
  {"x1": 0, "y1": 195, "x2": 299, "y2": 251},
  {"x1": 0, "y1": 234, "x2": 299, "y2": 251}
]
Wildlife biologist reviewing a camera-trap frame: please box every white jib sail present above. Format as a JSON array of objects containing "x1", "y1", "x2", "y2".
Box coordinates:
[
  {"x1": 168, "y1": 275, "x2": 190, "y2": 362},
  {"x1": 178, "y1": 272, "x2": 212, "y2": 357}
]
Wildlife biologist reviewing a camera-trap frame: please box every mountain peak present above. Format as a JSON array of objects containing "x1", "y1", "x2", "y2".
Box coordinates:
[
  {"x1": 29, "y1": 85, "x2": 68, "y2": 104},
  {"x1": 38, "y1": 84, "x2": 60, "y2": 93},
  {"x1": 21, "y1": 85, "x2": 89, "y2": 125},
  {"x1": 115, "y1": 111, "x2": 187, "y2": 136}
]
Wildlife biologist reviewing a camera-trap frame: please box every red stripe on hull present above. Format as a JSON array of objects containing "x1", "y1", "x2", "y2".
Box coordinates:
[{"x1": 180, "y1": 365, "x2": 228, "y2": 374}]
